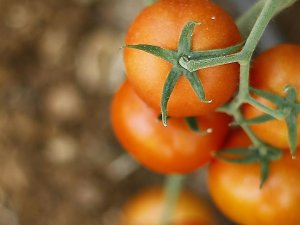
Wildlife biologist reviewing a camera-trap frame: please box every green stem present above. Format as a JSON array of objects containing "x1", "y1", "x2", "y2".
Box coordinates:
[
  {"x1": 246, "y1": 96, "x2": 286, "y2": 119},
  {"x1": 242, "y1": 0, "x2": 298, "y2": 56},
  {"x1": 233, "y1": 110, "x2": 262, "y2": 147},
  {"x1": 237, "y1": 0, "x2": 298, "y2": 38},
  {"x1": 145, "y1": 0, "x2": 156, "y2": 5},
  {"x1": 237, "y1": 62, "x2": 251, "y2": 100},
  {"x1": 237, "y1": 0, "x2": 266, "y2": 38},
  {"x1": 236, "y1": 61, "x2": 285, "y2": 119},
  {"x1": 161, "y1": 175, "x2": 185, "y2": 225},
  {"x1": 179, "y1": 53, "x2": 240, "y2": 72}
]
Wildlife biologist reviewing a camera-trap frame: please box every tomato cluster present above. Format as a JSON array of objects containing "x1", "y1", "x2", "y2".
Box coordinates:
[
  {"x1": 112, "y1": 0, "x2": 239, "y2": 173},
  {"x1": 110, "y1": 0, "x2": 300, "y2": 224}
]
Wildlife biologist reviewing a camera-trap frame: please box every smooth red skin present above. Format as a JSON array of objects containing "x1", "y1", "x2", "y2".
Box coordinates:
[
  {"x1": 208, "y1": 130, "x2": 300, "y2": 225},
  {"x1": 124, "y1": 0, "x2": 241, "y2": 117},
  {"x1": 243, "y1": 44, "x2": 300, "y2": 149},
  {"x1": 121, "y1": 187, "x2": 217, "y2": 225},
  {"x1": 111, "y1": 82, "x2": 231, "y2": 174}
]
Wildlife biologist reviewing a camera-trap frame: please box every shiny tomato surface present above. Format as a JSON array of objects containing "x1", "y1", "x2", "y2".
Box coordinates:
[{"x1": 124, "y1": 0, "x2": 241, "y2": 117}]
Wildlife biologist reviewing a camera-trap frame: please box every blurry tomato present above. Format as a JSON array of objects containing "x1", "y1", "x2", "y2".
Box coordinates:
[{"x1": 121, "y1": 187, "x2": 217, "y2": 225}]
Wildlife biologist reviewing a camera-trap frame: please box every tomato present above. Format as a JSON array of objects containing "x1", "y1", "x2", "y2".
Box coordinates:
[
  {"x1": 243, "y1": 44, "x2": 300, "y2": 149},
  {"x1": 173, "y1": 221, "x2": 205, "y2": 225},
  {"x1": 111, "y1": 82, "x2": 231, "y2": 174},
  {"x1": 173, "y1": 222, "x2": 206, "y2": 225},
  {"x1": 124, "y1": 0, "x2": 241, "y2": 117},
  {"x1": 208, "y1": 130, "x2": 300, "y2": 225},
  {"x1": 120, "y1": 187, "x2": 217, "y2": 225}
]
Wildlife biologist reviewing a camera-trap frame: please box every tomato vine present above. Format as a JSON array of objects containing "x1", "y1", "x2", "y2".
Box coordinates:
[
  {"x1": 130, "y1": 0, "x2": 299, "y2": 186},
  {"x1": 120, "y1": 0, "x2": 300, "y2": 224}
]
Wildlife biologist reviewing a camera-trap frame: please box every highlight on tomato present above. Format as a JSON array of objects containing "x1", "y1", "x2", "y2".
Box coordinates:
[
  {"x1": 208, "y1": 129, "x2": 300, "y2": 225},
  {"x1": 120, "y1": 186, "x2": 217, "y2": 225},
  {"x1": 111, "y1": 82, "x2": 231, "y2": 174},
  {"x1": 124, "y1": 0, "x2": 241, "y2": 118}
]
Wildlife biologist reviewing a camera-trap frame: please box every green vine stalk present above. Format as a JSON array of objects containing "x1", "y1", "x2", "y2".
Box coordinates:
[{"x1": 161, "y1": 175, "x2": 185, "y2": 225}]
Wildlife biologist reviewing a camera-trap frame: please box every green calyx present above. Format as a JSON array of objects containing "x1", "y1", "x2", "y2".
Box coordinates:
[
  {"x1": 158, "y1": 114, "x2": 211, "y2": 135},
  {"x1": 245, "y1": 86, "x2": 300, "y2": 157},
  {"x1": 125, "y1": 21, "x2": 244, "y2": 126},
  {"x1": 215, "y1": 144, "x2": 283, "y2": 188},
  {"x1": 184, "y1": 117, "x2": 212, "y2": 135}
]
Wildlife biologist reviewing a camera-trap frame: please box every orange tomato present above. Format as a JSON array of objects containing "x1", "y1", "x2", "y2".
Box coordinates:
[
  {"x1": 124, "y1": 0, "x2": 241, "y2": 117},
  {"x1": 120, "y1": 187, "x2": 217, "y2": 225},
  {"x1": 111, "y1": 82, "x2": 231, "y2": 174},
  {"x1": 244, "y1": 44, "x2": 300, "y2": 149},
  {"x1": 208, "y1": 130, "x2": 300, "y2": 225}
]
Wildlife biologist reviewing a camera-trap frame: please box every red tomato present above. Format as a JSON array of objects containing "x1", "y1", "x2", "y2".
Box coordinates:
[
  {"x1": 124, "y1": 0, "x2": 241, "y2": 117},
  {"x1": 120, "y1": 187, "x2": 217, "y2": 225},
  {"x1": 243, "y1": 44, "x2": 300, "y2": 149},
  {"x1": 208, "y1": 130, "x2": 300, "y2": 225},
  {"x1": 111, "y1": 82, "x2": 231, "y2": 174}
]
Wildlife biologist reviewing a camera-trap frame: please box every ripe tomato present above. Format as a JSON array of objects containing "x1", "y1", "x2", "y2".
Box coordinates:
[
  {"x1": 120, "y1": 187, "x2": 217, "y2": 225},
  {"x1": 208, "y1": 130, "x2": 300, "y2": 225},
  {"x1": 111, "y1": 82, "x2": 230, "y2": 174},
  {"x1": 124, "y1": 0, "x2": 241, "y2": 117},
  {"x1": 243, "y1": 44, "x2": 300, "y2": 149}
]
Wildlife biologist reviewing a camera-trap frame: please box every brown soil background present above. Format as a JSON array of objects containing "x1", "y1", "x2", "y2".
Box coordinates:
[{"x1": 0, "y1": 0, "x2": 299, "y2": 224}]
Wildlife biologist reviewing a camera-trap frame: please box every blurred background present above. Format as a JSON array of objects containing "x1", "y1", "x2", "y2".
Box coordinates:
[{"x1": 0, "y1": 0, "x2": 299, "y2": 224}]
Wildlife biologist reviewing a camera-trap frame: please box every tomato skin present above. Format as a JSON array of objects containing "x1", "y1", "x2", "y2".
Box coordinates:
[
  {"x1": 111, "y1": 82, "x2": 231, "y2": 174},
  {"x1": 124, "y1": 0, "x2": 241, "y2": 117},
  {"x1": 243, "y1": 44, "x2": 300, "y2": 149},
  {"x1": 208, "y1": 130, "x2": 300, "y2": 225},
  {"x1": 120, "y1": 187, "x2": 217, "y2": 225}
]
